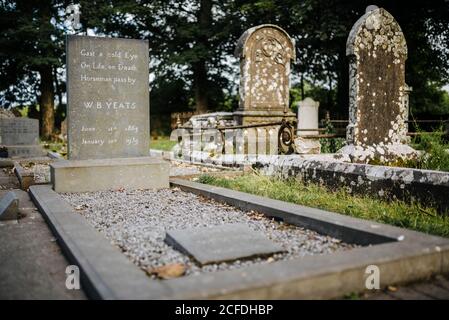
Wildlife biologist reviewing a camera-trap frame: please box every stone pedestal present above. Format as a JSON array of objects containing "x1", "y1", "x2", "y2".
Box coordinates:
[
  {"x1": 233, "y1": 110, "x2": 296, "y2": 125},
  {"x1": 50, "y1": 157, "x2": 169, "y2": 193},
  {"x1": 5, "y1": 145, "x2": 46, "y2": 158}
]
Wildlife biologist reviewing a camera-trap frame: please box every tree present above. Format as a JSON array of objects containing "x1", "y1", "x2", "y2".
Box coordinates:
[
  {"x1": 236, "y1": 0, "x2": 449, "y2": 118},
  {"x1": 0, "y1": 0, "x2": 65, "y2": 139}
]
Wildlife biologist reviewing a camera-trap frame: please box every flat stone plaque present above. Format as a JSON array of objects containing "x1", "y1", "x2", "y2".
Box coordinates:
[
  {"x1": 66, "y1": 35, "x2": 150, "y2": 160},
  {"x1": 165, "y1": 223, "x2": 284, "y2": 265}
]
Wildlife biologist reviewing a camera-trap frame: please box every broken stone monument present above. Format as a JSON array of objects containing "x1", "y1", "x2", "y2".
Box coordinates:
[
  {"x1": 295, "y1": 97, "x2": 321, "y2": 154},
  {"x1": 338, "y1": 6, "x2": 418, "y2": 163},
  {"x1": 0, "y1": 117, "x2": 46, "y2": 158},
  {"x1": 165, "y1": 223, "x2": 284, "y2": 265},
  {"x1": 50, "y1": 35, "x2": 169, "y2": 192},
  {"x1": 0, "y1": 191, "x2": 19, "y2": 221},
  {"x1": 234, "y1": 24, "x2": 296, "y2": 125}
]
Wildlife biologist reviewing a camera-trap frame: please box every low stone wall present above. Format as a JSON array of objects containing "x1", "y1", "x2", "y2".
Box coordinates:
[{"x1": 254, "y1": 155, "x2": 449, "y2": 215}]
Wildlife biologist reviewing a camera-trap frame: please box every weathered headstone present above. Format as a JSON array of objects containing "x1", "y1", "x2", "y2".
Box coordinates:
[
  {"x1": 297, "y1": 97, "x2": 320, "y2": 136},
  {"x1": 165, "y1": 223, "x2": 284, "y2": 265},
  {"x1": 339, "y1": 6, "x2": 417, "y2": 163},
  {"x1": 0, "y1": 118, "x2": 45, "y2": 158},
  {"x1": 234, "y1": 24, "x2": 296, "y2": 125},
  {"x1": 0, "y1": 191, "x2": 19, "y2": 221},
  {"x1": 50, "y1": 35, "x2": 169, "y2": 192}
]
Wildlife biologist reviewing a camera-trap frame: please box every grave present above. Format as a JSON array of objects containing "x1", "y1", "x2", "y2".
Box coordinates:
[
  {"x1": 50, "y1": 35, "x2": 169, "y2": 192},
  {"x1": 0, "y1": 191, "x2": 19, "y2": 221},
  {"x1": 0, "y1": 118, "x2": 45, "y2": 158},
  {"x1": 165, "y1": 223, "x2": 284, "y2": 265},
  {"x1": 295, "y1": 97, "x2": 321, "y2": 154},
  {"x1": 338, "y1": 6, "x2": 417, "y2": 163},
  {"x1": 234, "y1": 24, "x2": 296, "y2": 125}
]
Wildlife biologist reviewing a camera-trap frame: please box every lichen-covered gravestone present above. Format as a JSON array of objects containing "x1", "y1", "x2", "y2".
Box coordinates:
[
  {"x1": 234, "y1": 24, "x2": 296, "y2": 125},
  {"x1": 338, "y1": 6, "x2": 417, "y2": 163},
  {"x1": 50, "y1": 35, "x2": 169, "y2": 192}
]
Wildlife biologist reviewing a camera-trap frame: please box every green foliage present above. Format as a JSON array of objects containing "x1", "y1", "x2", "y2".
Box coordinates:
[
  {"x1": 1, "y1": 0, "x2": 449, "y2": 125},
  {"x1": 198, "y1": 173, "x2": 449, "y2": 237},
  {"x1": 150, "y1": 136, "x2": 177, "y2": 151},
  {"x1": 411, "y1": 130, "x2": 449, "y2": 172}
]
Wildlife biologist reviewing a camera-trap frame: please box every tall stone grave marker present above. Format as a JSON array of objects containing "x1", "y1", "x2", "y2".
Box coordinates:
[
  {"x1": 339, "y1": 6, "x2": 417, "y2": 163},
  {"x1": 50, "y1": 35, "x2": 169, "y2": 192},
  {"x1": 67, "y1": 36, "x2": 149, "y2": 160},
  {"x1": 234, "y1": 24, "x2": 296, "y2": 125}
]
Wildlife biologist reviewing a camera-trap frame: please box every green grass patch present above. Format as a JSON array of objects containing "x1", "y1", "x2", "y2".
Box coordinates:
[
  {"x1": 150, "y1": 136, "x2": 177, "y2": 151},
  {"x1": 197, "y1": 173, "x2": 449, "y2": 238}
]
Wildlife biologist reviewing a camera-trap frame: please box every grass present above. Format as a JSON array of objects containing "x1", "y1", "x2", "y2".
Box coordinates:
[
  {"x1": 150, "y1": 136, "x2": 177, "y2": 151},
  {"x1": 368, "y1": 128, "x2": 449, "y2": 172},
  {"x1": 197, "y1": 173, "x2": 449, "y2": 238},
  {"x1": 410, "y1": 130, "x2": 449, "y2": 172}
]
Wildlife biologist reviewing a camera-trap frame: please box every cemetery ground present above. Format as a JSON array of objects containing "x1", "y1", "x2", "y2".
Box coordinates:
[{"x1": 1, "y1": 155, "x2": 449, "y2": 299}]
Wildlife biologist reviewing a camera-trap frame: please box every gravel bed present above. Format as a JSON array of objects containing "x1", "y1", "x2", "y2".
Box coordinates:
[{"x1": 62, "y1": 188, "x2": 359, "y2": 278}]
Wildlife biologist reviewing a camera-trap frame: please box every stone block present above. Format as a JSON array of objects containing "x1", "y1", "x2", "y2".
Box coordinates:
[
  {"x1": 50, "y1": 157, "x2": 169, "y2": 193},
  {"x1": 5, "y1": 145, "x2": 46, "y2": 158},
  {"x1": 165, "y1": 223, "x2": 284, "y2": 265},
  {"x1": 0, "y1": 191, "x2": 19, "y2": 221}
]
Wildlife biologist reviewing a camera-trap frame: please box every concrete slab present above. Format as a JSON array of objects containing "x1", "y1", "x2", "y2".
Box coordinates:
[
  {"x1": 5, "y1": 145, "x2": 46, "y2": 158},
  {"x1": 0, "y1": 191, "x2": 19, "y2": 220},
  {"x1": 165, "y1": 223, "x2": 284, "y2": 265},
  {"x1": 50, "y1": 157, "x2": 170, "y2": 192},
  {"x1": 0, "y1": 188, "x2": 86, "y2": 300},
  {"x1": 28, "y1": 179, "x2": 449, "y2": 299},
  {"x1": 28, "y1": 185, "x2": 172, "y2": 299}
]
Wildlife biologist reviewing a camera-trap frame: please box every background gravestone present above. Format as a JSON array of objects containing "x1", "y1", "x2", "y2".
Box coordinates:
[
  {"x1": 294, "y1": 97, "x2": 321, "y2": 154},
  {"x1": 297, "y1": 98, "x2": 320, "y2": 136},
  {"x1": 67, "y1": 35, "x2": 150, "y2": 160},
  {"x1": 0, "y1": 118, "x2": 39, "y2": 145},
  {"x1": 234, "y1": 24, "x2": 296, "y2": 125},
  {"x1": 0, "y1": 118, "x2": 45, "y2": 158},
  {"x1": 339, "y1": 6, "x2": 417, "y2": 163}
]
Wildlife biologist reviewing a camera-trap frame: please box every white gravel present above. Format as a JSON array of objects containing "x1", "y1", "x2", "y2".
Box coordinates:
[{"x1": 62, "y1": 187, "x2": 358, "y2": 278}]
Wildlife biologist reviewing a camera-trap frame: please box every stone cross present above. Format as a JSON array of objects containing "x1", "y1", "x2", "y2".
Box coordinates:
[
  {"x1": 234, "y1": 24, "x2": 296, "y2": 125},
  {"x1": 339, "y1": 6, "x2": 416, "y2": 162}
]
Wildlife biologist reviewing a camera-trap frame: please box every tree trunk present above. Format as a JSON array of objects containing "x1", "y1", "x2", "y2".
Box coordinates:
[
  {"x1": 193, "y1": 0, "x2": 212, "y2": 114},
  {"x1": 39, "y1": 65, "x2": 55, "y2": 140},
  {"x1": 193, "y1": 62, "x2": 209, "y2": 113}
]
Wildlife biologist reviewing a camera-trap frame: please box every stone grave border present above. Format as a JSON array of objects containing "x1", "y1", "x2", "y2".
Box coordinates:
[
  {"x1": 253, "y1": 155, "x2": 449, "y2": 215},
  {"x1": 158, "y1": 150, "x2": 449, "y2": 215},
  {"x1": 29, "y1": 180, "x2": 449, "y2": 299}
]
